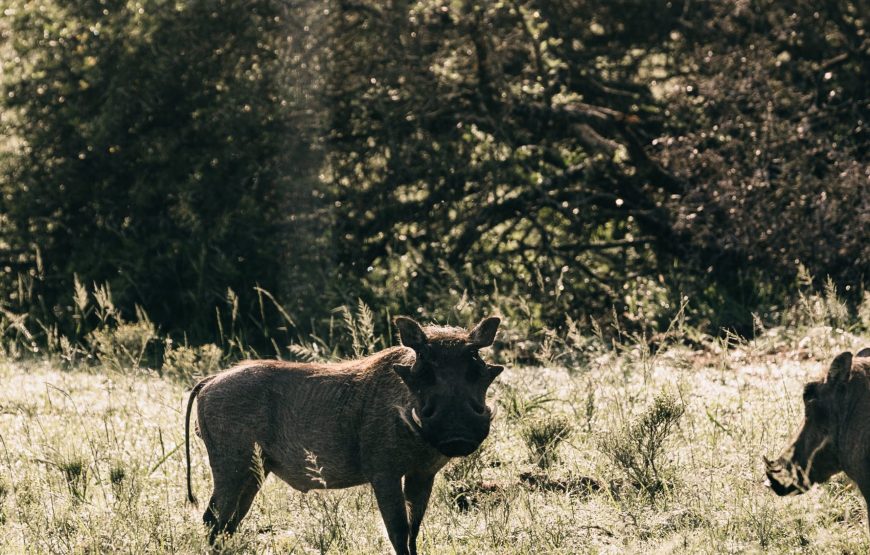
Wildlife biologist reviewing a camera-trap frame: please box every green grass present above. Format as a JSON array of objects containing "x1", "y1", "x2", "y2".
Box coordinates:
[{"x1": 0, "y1": 325, "x2": 868, "y2": 553}]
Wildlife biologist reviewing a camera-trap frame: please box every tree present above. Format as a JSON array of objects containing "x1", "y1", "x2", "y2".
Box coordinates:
[
  {"x1": 0, "y1": 0, "x2": 326, "y2": 342},
  {"x1": 324, "y1": 0, "x2": 868, "y2": 332}
]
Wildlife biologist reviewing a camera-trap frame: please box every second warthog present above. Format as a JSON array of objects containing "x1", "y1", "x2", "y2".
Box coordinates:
[
  {"x1": 185, "y1": 316, "x2": 504, "y2": 554},
  {"x1": 764, "y1": 348, "x2": 870, "y2": 529}
]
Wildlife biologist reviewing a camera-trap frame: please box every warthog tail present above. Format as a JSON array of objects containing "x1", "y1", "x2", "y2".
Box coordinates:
[{"x1": 185, "y1": 375, "x2": 216, "y2": 505}]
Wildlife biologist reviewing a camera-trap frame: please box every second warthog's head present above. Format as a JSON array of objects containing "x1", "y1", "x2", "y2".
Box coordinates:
[
  {"x1": 393, "y1": 315, "x2": 504, "y2": 457},
  {"x1": 764, "y1": 349, "x2": 870, "y2": 496}
]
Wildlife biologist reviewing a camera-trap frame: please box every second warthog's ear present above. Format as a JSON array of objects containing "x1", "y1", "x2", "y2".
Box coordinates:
[
  {"x1": 856, "y1": 347, "x2": 870, "y2": 358},
  {"x1": 828, "y1": 351, "x2": 853, "y2": 382},
  {"x1": 395, "y1": 316, "x2": 427, "y2": 351},
  {"x1": 469, "y1": 316, "x2": 501, "y2": 348}
]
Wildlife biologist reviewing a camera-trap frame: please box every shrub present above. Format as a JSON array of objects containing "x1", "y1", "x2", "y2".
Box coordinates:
[
  {"x1": 498, "y1": 385, "x2": 557, "y2": 422},
  {"x1": 522, "y1": 415, "x2": 573, "y2": 469},
  {"x1": 601, "y1": 392, "x2": 685, "y2": 499},
  {"x1": 161, "y1": 340, "x2": 223, "y2": 383},
  {"x1": 87, "y1": 315, "x2": 156, "y2": 372},
  {"x1": 0, "y1": 0, "x2": 325, "y2": 346},
  {"x1": 57, "y1": 455, "x2": 89, "y2": 504}
]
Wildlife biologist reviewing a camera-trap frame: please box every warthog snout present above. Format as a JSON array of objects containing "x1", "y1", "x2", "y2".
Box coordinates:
[
  {"x1": 413, "y1": 395, "x2": 492, "y2": 457},
  {"x1": 437, "y1": 437, "x2": 483, "y2": 457},
  {"x1": 763, "y1": 455, "x2": 806, "y2": 496}
]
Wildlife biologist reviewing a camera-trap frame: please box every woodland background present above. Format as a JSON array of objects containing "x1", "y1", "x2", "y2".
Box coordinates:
[
  {"x1": 0, "y1": 0, "x2": 867, "y2": 357},
  {"x1": 2, "y1": 3, "x2": 870, "y2": 553}
]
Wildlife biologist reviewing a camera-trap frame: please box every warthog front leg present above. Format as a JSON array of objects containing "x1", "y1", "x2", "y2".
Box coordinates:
[
  {"x1": 371, "y1": 474, "x2": 412, "y2": 555},
  {"x1": 855, "y1": 476, "x2": 870, "y2": 534},
  {"x1": 404, "y1": 472, "x2": 435, "y2": 555}
]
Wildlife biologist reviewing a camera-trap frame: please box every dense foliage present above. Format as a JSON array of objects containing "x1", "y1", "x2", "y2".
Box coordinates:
[
  {"x1": 0, "y1": 0, "x2": 330, "y2": 344},
  {"x1": 1, "y1": 0, "x2": 867, "y2": 348}
]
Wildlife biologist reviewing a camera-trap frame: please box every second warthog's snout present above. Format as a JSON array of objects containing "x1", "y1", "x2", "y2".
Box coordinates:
[{"x1": 763, "y1": 455, "x2": 807, "y2": 497}]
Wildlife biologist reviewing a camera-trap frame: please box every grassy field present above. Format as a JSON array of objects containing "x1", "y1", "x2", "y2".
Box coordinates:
[{"x1": 1, "y1": 325, "x2": 869, "y2": 554}]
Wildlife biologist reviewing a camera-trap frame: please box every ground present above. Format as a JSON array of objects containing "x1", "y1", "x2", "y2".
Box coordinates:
[{"x1": 0, "y1": 326, "x2": 868, "y2": 554}]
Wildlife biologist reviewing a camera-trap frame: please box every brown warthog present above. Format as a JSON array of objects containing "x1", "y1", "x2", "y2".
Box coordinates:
[
  {"x1": 184, "y1": 316, "x2": 503, "y2": 554},
  {"x1": 764, "y1": 348, "x2": 870, "y2": 527}
]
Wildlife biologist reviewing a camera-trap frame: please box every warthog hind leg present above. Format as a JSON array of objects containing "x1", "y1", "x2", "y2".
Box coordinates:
[{"x1": 205, "y1": 468, "x2": 268, "y2": 544}]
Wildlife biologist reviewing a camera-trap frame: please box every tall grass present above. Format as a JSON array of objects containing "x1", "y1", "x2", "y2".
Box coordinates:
[
  {"x1": 0, "y1": 306, "x2": 868, "y2": 552},
  {"x1": 0, "y1": 271, "x2": 868, "y2": 553},
  {"x1": 1, "y1": 265, "x2": 868, "y2": 378}
]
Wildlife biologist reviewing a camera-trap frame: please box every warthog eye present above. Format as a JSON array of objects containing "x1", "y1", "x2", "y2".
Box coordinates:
[
  {"x1": 415, "y1": 363, "x2": 436, "y2": 386},
  {"x1": 807, "y1": 400, "x2": 829, "y2": 423},
  {"x1": 466, "y1": 352, "x2": 487, "y2": 382}
]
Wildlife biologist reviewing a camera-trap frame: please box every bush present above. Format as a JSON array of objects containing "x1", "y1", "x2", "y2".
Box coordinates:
[
  {"x1": 601, "y1": 392, "x2": 685, "y2": 498},
  {"x1": 521, "y1": 415, "x2": 573, "y2": 469},
  {"x1": 1, "y1": 0, "x2": 865, "y2": 347},
  {"x1": 0, "y1": 0, "x2": 325, "y2": 345},
  {"x1": 161, "y1": 340, "x2": 222, "y2": 383},
  {"x1": 88, "y1": 319, "x2": 156, "y2": 372}
]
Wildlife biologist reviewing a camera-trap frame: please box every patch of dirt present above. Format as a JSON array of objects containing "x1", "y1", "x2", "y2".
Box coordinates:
[
  {"x1": 519, "y1": 472, "x2": 604, "y2": 495},
  {"x1": 450, "y1": 481, "x2": 503, "y2": 512}
]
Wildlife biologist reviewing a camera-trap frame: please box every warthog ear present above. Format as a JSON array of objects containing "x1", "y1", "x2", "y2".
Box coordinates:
[
  {"x1": 828, "y1": 351, "x2": 853, "y2": 382},
  {"x1": 469, "y1": 317, "x2": 501, "y2": 348},
  {"x1": 395, "y1": 316, "x2": 427, "y2": 351},
  {"x1": 393, "y1": 364, "x2": 414, "y2": 386},
  {"x1": 856, "y1": 348, "x2": 870, "y2": 358},
  {"x1": 486, "y1": 364, "x2": 504, "y2": 383}
]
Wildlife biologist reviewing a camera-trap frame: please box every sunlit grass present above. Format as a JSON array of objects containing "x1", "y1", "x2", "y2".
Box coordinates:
[{"x1": 0, "y1": 325, "x2": 868, "y2": 553}]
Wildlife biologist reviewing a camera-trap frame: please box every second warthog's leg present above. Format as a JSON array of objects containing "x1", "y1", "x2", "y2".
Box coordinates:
[
  {"x1": 856, "y1": 478, "x2": 870, "y2": 534},
  {"x1": 404, "y1": 471, "x2": 435, "y2": 555},
  {"x1": 371, "y1": 474, "x2": 411, "y2": 555}
]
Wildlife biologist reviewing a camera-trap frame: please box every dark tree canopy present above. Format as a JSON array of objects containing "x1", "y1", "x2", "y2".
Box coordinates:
[
  {"x1": 325, "y1": 0, "x2": 868, "y2": 332},
  {"x1": 1, "y1": 0, "x2": 866, "y2": 346},
  {"x1": 1, "y1": 0, "x2": 328, "y2": 342}
]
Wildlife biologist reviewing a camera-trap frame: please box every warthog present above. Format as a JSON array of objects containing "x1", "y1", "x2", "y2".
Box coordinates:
[
  {"x1": 764, "y1": 348, "x2": 870, "y2": 527},
  {"x1": 184, "y1": 316, "x2": 503, "y2": 554}
]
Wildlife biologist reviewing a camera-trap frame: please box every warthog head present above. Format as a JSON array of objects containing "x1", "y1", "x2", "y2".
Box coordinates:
[
  {"x1": 393, "y1": 316, "x2": 503, "y2": 457},
  {"x1": 764, "y1": 350, "x2": 869, "y2": 496}
]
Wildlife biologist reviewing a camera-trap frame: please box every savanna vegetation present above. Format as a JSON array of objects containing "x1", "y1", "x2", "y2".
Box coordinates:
[
  {"x1": 0, "y1": 0, "x2": 868, "y2": 553},
  {"x1": 1, "y1": 0, "x2": 867, "y2": 349},
  {"x1": 0, "y1": 289, "x2": 869, "y2": 553}
]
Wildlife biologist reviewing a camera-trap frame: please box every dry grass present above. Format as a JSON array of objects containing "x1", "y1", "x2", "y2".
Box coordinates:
[{"x1": 0, "y1": 325, "x2": 868, "y2": 553}]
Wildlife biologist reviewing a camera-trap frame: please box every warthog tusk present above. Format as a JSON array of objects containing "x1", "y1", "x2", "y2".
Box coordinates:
[{"x1": 411, "y1": 408, "x2": 423, "y2": 428}]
